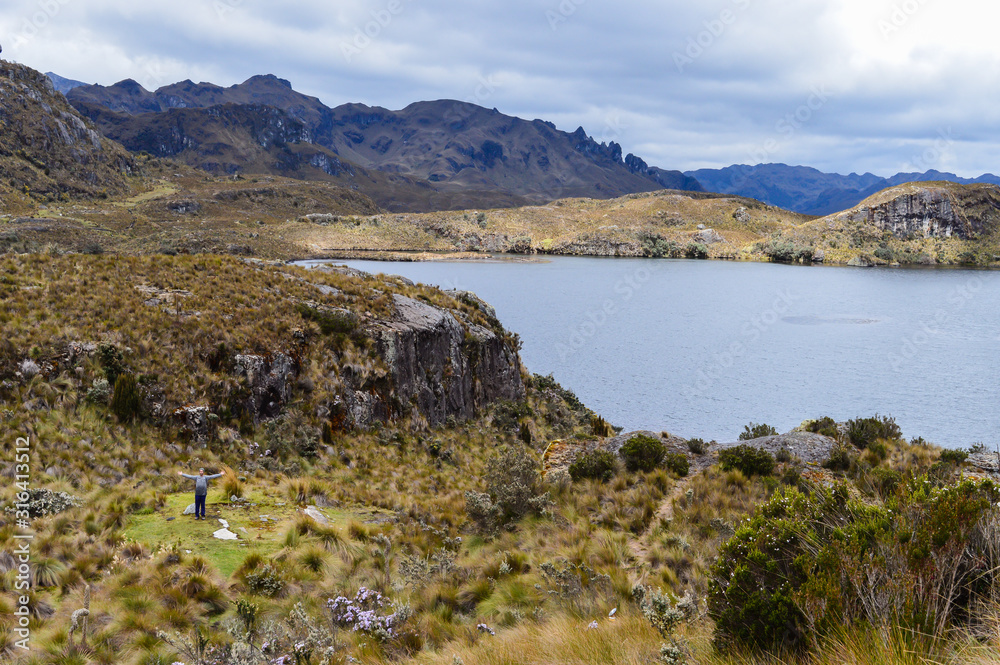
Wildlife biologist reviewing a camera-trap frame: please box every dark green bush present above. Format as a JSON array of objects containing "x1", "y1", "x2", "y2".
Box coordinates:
[
  {"x1": 761, "y1": 237, "x2": 814, "y2": 263},
  {"x1": 620, "y1": 434, "x2": 666, "y2": 473},
  {"x1": 939, "y1": 449, "x2": 969, "y2": 465},
  {"x1": 569, "y1": 450, "x2": 618, "y2": 482},
  {"x1": 718, "y1": 445, "x2": 775, "y2": 477},
  {"x1": 111, "y1": 373, "x2": 141, "y2": 422},
  {"x1": 686, "y1": 437, "x2": 707, "y2": 455},
  {"x1": 663, "y1": 452, "x2": 690, "y2": 477},
  {"x1": 845, "y1": 414, "x2": 901, "y2": 449},
  {"x1": 823, "y1": 445, "x2": 854, "y2": 472},
  {"x1": 685, "y1": 242, "x2": 709, "y2": 259},
  {"x1": 806, "y1": 416, "x2": 838, "y2": 438},
  {"x1": 709, "y1": 480, "x2": 1000, "y2": 651},
  {"x1": 640, "y1": 232, "x2": 679, "y2": 258},
  {"x1": 296, "y1": 303, "x2": 363, "y2": 349},
  {"x1": 98, "y1": 342, "x2": 126, "y2": 385},
  {"x1": 866, "y1": 440, "x2": 889, "y2": 462},
  {"x1": 738, "y1": 422, "x2": 778, "y2": 440}
]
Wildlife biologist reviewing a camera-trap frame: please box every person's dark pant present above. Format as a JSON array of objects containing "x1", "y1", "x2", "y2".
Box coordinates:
[{"x1": 195, "y1": 494, "x2": 206, "y2": 518}]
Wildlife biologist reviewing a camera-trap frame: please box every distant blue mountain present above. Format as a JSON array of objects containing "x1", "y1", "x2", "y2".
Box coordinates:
[
  {"x1": 45, "y1": 72, "x2": 88, "y2": 95},
  {"x1": 686, "y1": 164, "x2": 1000, "y2": 216}
]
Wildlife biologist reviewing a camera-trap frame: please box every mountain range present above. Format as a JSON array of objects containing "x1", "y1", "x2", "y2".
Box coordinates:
[
  {"x1": 687, "y1": 163, "x2": 1000, "y2": 216},
  {"x1": 64, "y1": 74, "x2": 701, "y2": 212},
  {"x1": 35, "y1": 70, "x2": 1000, "y2": 216}
]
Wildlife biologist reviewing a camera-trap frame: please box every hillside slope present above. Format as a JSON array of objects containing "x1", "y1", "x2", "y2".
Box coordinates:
[{"x1": 0, "y1": 61, "x2": 136, "y2": 201}]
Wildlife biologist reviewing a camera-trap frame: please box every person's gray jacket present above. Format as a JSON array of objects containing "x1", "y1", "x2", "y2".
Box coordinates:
[{"x1": 181, "y1": 473, "x2": 223, "y2": 496}]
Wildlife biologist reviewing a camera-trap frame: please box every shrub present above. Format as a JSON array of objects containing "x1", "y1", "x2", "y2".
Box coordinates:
[
  {"x1": 97, "y1": 342, "x2": 126, "y2": 385},
  {"x1": 465, "y1": 445, "x2": 550, "y2": 533},
  {"x1": 111, "y1": 372, "x2": 141, "y2": 421},
  {"x1": 685, "y1": 242, "x2": 708, "y2": 259},
  {"x1": 718, "y1": 445, "x2": 775, "y2": 477},
  {"x1": 686, "y1": 438, "x2": 707, "y2": 455},
  {"x1": 868, "y1": 467, "x2": 902, "y2": 498},
  {"x1": 620, "y1": 434, "x2": 666, "y2": 473},
  {"x1": 738, "y1": 422, "x2": 777, "y2": 440},
  {"x1": 569, "y1": 450, "x2": 617, "y2": 482},
  {"x1": 806, "y1": 416, "x2": 838, "y2": 438},
  {"x1": 663, "y1": 452, "x2": 690, "y2": 478},
  {"x1": 244, "y1": 563, "x2": 285, "y2": 597},
  {"x1": 823, "y1": 444, "x2": 854, "y2": 472},
  {"x1": 709, "y1": 480, "x2": 1000, "y2": 651},
  {"x1": 845, "y1": 414, "x2": 901, "y2": 449},
  {"x1": 4, "y1": 488, "x2": 81, "y2": 518},
  {"x1": 939, "y1": 449, "x2": 969, "y2": 465},
  {"x1": 328, "y1": 587, "x2": 405, "y2": 641},
  {"x1": 640, "y1": 232, "x2": 679, "y2": 258},
  {"x1": 86, "y1": 378, "x2": 110, "y2": 404},
  {"x1": 866, "y1": 439, "x2": 889, "y2": 462},
  {"x1": 632, "y1": 585, "x2": 696, "y2": 663},
  {"x1": 761, "y1": 237, "x2": 814, "y2": 263}
]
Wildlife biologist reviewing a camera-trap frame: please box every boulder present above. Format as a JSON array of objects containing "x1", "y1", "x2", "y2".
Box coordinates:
[
  {"x1": 716, "y1": 431, "x2": 837, "y2": 466},
  {"x1": 183, "y1": 503, "x2": 196, "y2": 515},
  {"x1": 303, "y1": 506, "x2": 329, "y2": 525},
  {"x1": 173, "y1": 405, "x2": 213, "y2": 443},
  {"x1": 693, "y1": 228, "x2": 724, "y2": 244}
]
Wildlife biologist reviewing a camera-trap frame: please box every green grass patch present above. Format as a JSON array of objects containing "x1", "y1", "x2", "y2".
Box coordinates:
[{"x1": 124, "y1": 488, "x2": 389, "y2": 577}]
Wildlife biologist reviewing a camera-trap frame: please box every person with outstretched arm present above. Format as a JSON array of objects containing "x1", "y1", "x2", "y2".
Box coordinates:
[{"x1": 178, "y1": 468, "x2": 223, "y2": 520}]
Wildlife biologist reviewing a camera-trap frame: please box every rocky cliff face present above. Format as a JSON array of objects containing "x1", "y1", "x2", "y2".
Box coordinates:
[
  {"x1": 350, "y1": 293, "x2": 524, "y2": 428},
  {"x1": 223, "y1": 268, "x2": 524, "y2": 433},
  {"x1": 837, "y1": 183, "x2": 1000, "y2": 240},
  {"x1": 0, "y1": 61, "x2": 135, "y2": 198}
]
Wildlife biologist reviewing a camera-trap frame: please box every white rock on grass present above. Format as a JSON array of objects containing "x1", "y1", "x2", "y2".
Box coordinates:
[
  {"x1": 213, "y1": 528, "x2": 238, "y2": 541},
  {"x1": 183, "y1": 504, "x2": 196, "y2": 515},
  {"x1": 303, "y1": 506, "x2": 329, "y2": 526}
]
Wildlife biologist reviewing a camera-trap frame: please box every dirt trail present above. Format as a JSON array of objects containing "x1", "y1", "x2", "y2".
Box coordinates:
[{"x1": 627, "y1": 476, "x2": 691, "y2": 585}]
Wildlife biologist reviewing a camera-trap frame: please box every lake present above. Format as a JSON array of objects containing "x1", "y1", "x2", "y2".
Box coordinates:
[{"x1": 302, "y1": 257, "x2": 1000, "y2": 448}]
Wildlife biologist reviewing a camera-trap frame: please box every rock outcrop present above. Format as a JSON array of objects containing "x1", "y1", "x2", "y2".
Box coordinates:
[
  {"x1": 360, "y1": 294, "x2": 524, "y2": 427},
  {"x1": 234, "y1": 353, "x2": 298, "y2": 421},
  {"x1": 836, "y1": 183, "x2": 1000, "y2": 240}
]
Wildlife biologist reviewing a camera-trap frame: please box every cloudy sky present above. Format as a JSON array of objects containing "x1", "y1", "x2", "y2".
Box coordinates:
[{"x1": 4, "y1": 0, "x2": 999, "y2": 177}]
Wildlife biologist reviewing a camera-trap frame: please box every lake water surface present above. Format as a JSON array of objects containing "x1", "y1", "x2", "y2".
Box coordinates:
[{"x1": 305, "y1": 257, "x2": 1000, "y2": 448}]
